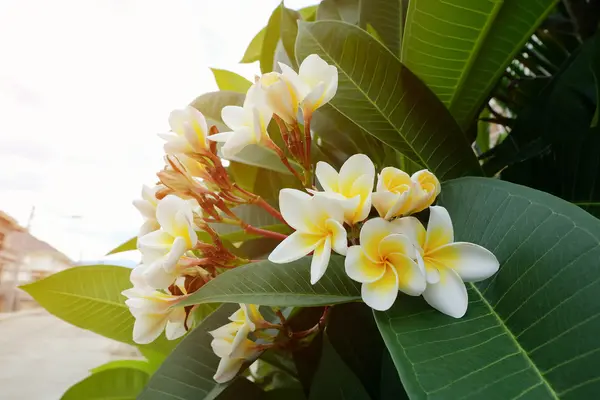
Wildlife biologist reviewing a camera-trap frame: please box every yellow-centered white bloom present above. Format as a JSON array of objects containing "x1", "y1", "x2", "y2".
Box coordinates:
[
  {"x1": 137, "y1": 195, "x2": 197, "y2": 289},
  {"x1": 268, "y1": 189, "x2": 348, "y2": 284},
  {"x1": 122, "y1": 281, "x2": 189, "y2": 344},
  {"x1": 345, "y1": 218, "x2": 426, "y2": 311},
  {"x1": 259, "y1": 72, "x2": 299, "y2": 124},
  {"x1": 372, "y1": 168, "x2": 441, "y2": 219},
  {"x1": 133, "y1": 184, "x2": 162, "y2": 236},
  {"x1": 207, "y1": 84, "x2": 273, "y2": 158},
  {"x1": 278, "y1": 54, "x2": 338, "y2": 118},
  {"x1": 312, "y1": 154, "x2": 375, "y2": 225},
  {"x1": 159, "y1": 106, "x2": 209, "y2": 154},
  {"x1": 395, "y1": 206, "x2": 499, "y2": 318},
  {"x1": 209, "y1": 304, "x2": 267, "y2": 383}
]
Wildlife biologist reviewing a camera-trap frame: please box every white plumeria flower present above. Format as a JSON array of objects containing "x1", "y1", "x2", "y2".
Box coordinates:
[
  {"x1": 137, "y1": 195, "x2": 198, "y2": 289},
  {"x1": 258, "y1": 72, "x2": 299, "y2": 124},
  {"x1": 313, "y1": 154, "x2": 375, "y2": 225},
  {"x1": 278, "y1": 54, "x2": 338, "y2": 118},
  {"x1": 122, "y1": 281, "x2": 189, "y2": 344},
  {"x1": 345, "y1": 218, "x2": 426, "y2": 311},
  {"x1": 268, "y1": 189, "x2": 348, "y2": 284},
  {"x1": 372, "y1": 168, "x2": 441, "y2": 219},
  {"x1": 159, "y1": 106, "x2": 209, "y2": 154},
  {"x1": 209, "y1": 304, "x2": 267, "y2": 383},
  {"x1": 207, "y1": 83, "x2": 273, "y2": 158},
  {"x1": 395, "y1": 206, "x2": 499, "y2": 318},
  {"x1": 133, "y1": 184, "x2": 163, "y2": 236}
]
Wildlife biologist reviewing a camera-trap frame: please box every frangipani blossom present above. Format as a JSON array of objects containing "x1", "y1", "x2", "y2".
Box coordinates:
[
  {"x1": 259, "y1": 72, "x2": 299, "y2": 124},
  {"x1": 313, "y1": 154, "x2": 375, "y2": 225},
  {"x1": 159, "y1": 106, "x2": 209, "y2": 154},
  {"x1": 122, "y1": 281, "x2": 189, "y2": 344},
  {"x1": 133, "y1": 184, "x2": 163, "y2": 236},
  {"x1": 395, "y1": 206, "x2": 499, "y2": 318},
  {"x1": 278, "y1": 54, "x2": 338, "y2": 118},
  {"x1": 345, "y1": 218, "x2": 426, "y2": 311},
  {"x1": 137, "y1": 195, "x2": 198, "y2": 289},
  {"x1": 209, "y1": 304, "x2": 267, "y2": 383},
  {"x1": 372, "y1": 168, "x2": 441, "y2": 219},
  {"x1": 268, "y1": 189, "x2": 348, "y2": 284},
  {"x1": 208, "y1": 84, "x2": 273, "y2": 158}
]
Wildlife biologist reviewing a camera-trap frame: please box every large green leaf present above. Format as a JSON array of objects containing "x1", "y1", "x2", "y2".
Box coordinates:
[
  {"x1": 90, "y1": 359, "x2": 153, "y2": 375},
  {"x1": 180, "y1": 255, "x2": 360, "y2": 308},
  {"x1": 401, "y1": 0, "x2": 558, "y2": 128},
  {"x1": 360, "y1": 0, "x2": 405, "y2": 56},
  {"x1": 375, "y1": 177, "x2": 600, "y2": 399},
  {"x1": 20, "y1": 265, "x2": 176, "y2": 354},
  {"x1": 106, "y1": 236, "x2": 136, "y2": 255},
  {"x1": 308, "y1": 334, "x2": 371, "y2": 400},
  {"x1": 316, "y1": 0, "x2": 361, "y2": 26},
  {"x1": 296, "y1": 20, "x2": 481, "y2": 180},
  {"x1": 210, "y1": 68, "x2": 252, "y2": 93},
  {"x1": 61, "y1": 368, "x2": 149, "y2": 400}
]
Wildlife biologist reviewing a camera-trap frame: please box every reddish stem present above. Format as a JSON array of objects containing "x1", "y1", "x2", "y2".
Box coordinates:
[
  {"x1": 242, "y1": 224, "x2": 288, "y2": 241},
  {"x1": 303, "y1": 114, "x2": 312, "y2": 169}
]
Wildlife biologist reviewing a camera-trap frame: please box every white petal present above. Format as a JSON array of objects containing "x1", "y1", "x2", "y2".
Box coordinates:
[
  {"x1": 221, "y1": 129, "x2": 255, "y2": 158},
  {"x1": 207, "y1": 131, "x2": 233, "y2": 143},
  {"x1": 426, "y1": 206, "x2": 454, "y2": 250},
  {"x1": 213, "y1": 356, "x2": 245, "y2": 384},
  {"x1": 278, "y1": 188, "x2": 312, "y2": 232},
  {"x1": 139, "y1": 219, "x2": 160, "y2": 237},
  {"x1": 301, "y1": 81, "x2": 326, "y2": 113},
  {"x1": 229, "y1": 324, "x2": 252, "y2": 358},
  {"x1": 310, "y1": 237, "x2": 331, "y2": 284},
  {"x1": 279, "y1": 62, "x2": 309, "y2": 99},
  {"x1": 387, "y1": 253, "x2": 426, "y2": 296},
  {"x1": 339, "y1": 154, "x2": 375, "y2": 191},
  {"x1": 211, "y1": 337, "x2": 234, "y2": 358},
  {"x1": 348, "y1": 175, "x2": 374, "y2": 224},
  {"x1": 132, "y1": 314, "x2": 168, "y2": 344},
  {"x1": 315, "y1": 161, "x2": 339, "y2": 192},
  {"x1": 299, "y1": 54, "x2": 332, "y2": 86},
  {"x1": 209, "y1": 322, "x2": 239, "y2": 341},
  {"x1": 321, "y1": 66, "x2": 338, "y2": 105},
  {"x1": 156, "y1": 195, "x2": 191, "y2": 236},
  {"x1": 372, "y1": 191, "x2": 404, "y2": 220},
  {"x1": 423, "y1": 267, "x2": 468, "y2": 318},
  {"x1": 221, "y1": 106, "x2": 247, "y2": 130},
  {"x1": 391, "y1": 216, "x2": 426, "y2": 249},
  {"x1": 138, "y1": 230, "x2": 173, "y2": 251},
  {"x1": 143, "y1": 262, "x2": 178, "y2": 289},
  {"x1": 133, "y1": 199, "x2": 156, "y2": 220},
  {"x1": 429, "y1": 242, "x2": 499, "y2": 282},
  {"x1": 310, "y1": 194, "x2": 344, "y2": 226},
  {"x1": 359, "y1": 218, "x2": 394, "y2": 262},
  {"x1": 378, "y1": 234, "x2": 416, "y2": 259},
  {"x1": 362, "y1": 264, "x2": 399, "y2": 311},
  {"x1": 326, "y1": 219, "x2": 348, "y2": 256},
  {"x1": 165, "y1": 307, "x2": 188, "y2": 340},
  {"x1": 268, "y1": 232, "x2": 321, "y2": 264},
  {"x1": 344, "y1": 245, "x2": 385, "y2": 283}
]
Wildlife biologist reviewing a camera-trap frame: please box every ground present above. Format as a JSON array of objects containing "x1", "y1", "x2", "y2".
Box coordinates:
[{"x1": 0, "y1": 309, "x2": 138, "y2": 400}]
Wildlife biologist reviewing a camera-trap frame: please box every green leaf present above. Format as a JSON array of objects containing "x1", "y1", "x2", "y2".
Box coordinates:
[
  {"x1": 61, "y1": 368, "x2": 148, "y2": 400},
  {"x1": 402, "y1": 0, "x2": 558, "y2": 128},
  {"x1": 139, "y1": 347, "x2": 167, "y2": 374},
  {"x1": 106, "y1": 236, "x2": 136, "y2": 255},
  {"x1": 316, "y1": 0, "x2": 361, "y2": 26},
  {"x1": 401, "y1": 0, "x2": 504, "y2": 110},
  {"x1": 209, "y1": 204, "x2": 292, "y2": 242},
  {"x1": 20, "y1": 265, "x2": 177, "y2": 354},
  {"x1": 360, "y1": 0, "x2": 404, "y2": 55},
  {"x1": 375, "y1": 177, "x2": 600, "y2": 398},
  {"x1": 261, "y1": 4, "x2": 283, "y2": 73},
  {"x1": 296, "y1": 20, "x2": 482, "y2": 180},
  {"x1": 241, "y1": 28, "x2": 266, "y2": 64},
  {"x1": 180, "y1": 255, "x2": 360, "y2": 308},
  {"x1": 308, "y1": 334, "x2": 371, "y2": 400},
  {"x1": 90, "y1": 359, "x2": 153, "y2": 375},
  {"x1": 140, "y1": 304, "x2": 246, "y2": 399},
  {"x1": 280, "y1": 5, "x2": 301, "y2": 70},
  {"x1": 298, "y1": 5, "x2": 318, "y2": 21},
  {"x1": 210, "y1": 68, "x2": 252, "y2": 93}
]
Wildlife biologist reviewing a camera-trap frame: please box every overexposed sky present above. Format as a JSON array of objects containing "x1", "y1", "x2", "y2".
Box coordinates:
[{"x1": 0, "y1": 0, "x2": 316, "y2": 261}]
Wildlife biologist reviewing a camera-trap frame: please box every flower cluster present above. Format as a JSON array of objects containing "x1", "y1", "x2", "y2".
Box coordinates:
[{"x1": 269, "y1": 155, "x2": 499, "y2": 317}]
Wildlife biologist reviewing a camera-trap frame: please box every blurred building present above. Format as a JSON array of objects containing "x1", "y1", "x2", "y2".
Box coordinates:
[{"x1": 0, "y1": 211, "x2": 72, "y2": 312}]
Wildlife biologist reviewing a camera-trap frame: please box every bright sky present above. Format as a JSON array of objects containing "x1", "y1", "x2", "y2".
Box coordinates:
[{"x1": 0, "y1": 0, "x2": 316, "y2": 262}]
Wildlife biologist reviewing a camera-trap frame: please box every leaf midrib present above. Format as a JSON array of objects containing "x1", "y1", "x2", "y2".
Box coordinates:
[
  {"x1": 299, "y1": 21, "x2": 431, "y2": 168},
  {"x1": 470, "y1": 282, "x2": 559, "y2": 399},
  {"x1": 38, "y1": 289, "x2": 126, "y2": 309}
]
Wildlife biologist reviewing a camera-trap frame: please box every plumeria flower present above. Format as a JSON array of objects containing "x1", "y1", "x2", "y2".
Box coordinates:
[
  {"x1": 209, "y1": 304, "x2": 269, "y2": 383},
  {"x1": 159, "y1": 106, "x2": 209, "y2": 154},
  {"x1": 394, "y1": 206, "x2": 499, "y2": 318},
  {"x1": 207, "y1": 84, "x2": 273, "y2": 158},
  {"x1": 313, "y1": 154, "x2": 376, "y2": 225},
  {"x1": 278, "y1": 54, "x2": 338, "y2": 119},
  {"x1": 345, "y1": 218, "x2": 426, "y2": 311},
  {"x1": 133, "y1": 184, "x2": 163, "y2": 236},
  {"x1": 268, "y1": 189, "x2": 347, "y2": 284},
  {"x1": 137, "y1": 195, "x2": 198, "y2": 289},
  {"x1": 258, "y1": 72, "x2": 299, "y2": 125},
  {"x1": 122, "y1": 279, "x2": 190, "y2": 344},
  {"x1": 372, "y1": 168, "x2": 441, "y2": 219}
]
